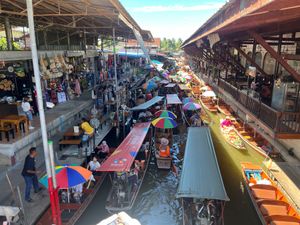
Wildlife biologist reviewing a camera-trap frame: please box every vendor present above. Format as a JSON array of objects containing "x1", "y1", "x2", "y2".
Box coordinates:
[
  {"x1": 96, "y1": 140, "x2": 110, "y2": 159},
  {"x1": 221, "y1": 116, "x2": 232, "y2": 128},
  {"x1": 159, "y1": 137, "x2": 170, "y2": 158}
]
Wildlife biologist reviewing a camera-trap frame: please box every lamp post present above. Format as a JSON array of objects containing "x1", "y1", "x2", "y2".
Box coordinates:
[{"x1": 26, "y1": 1, "x2": 61, "y2": 224}]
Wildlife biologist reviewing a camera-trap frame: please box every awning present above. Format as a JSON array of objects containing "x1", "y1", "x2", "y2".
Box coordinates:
[
  {"x1": 176, "y1": 127, "x2": 229, "y2": 201},
  {"x1": 98, "y1": 122, "x2": 151, "y2": 172},
  {"x1": 165, "y1": 83, "x2": 176, "y2": 88},
  {"x1": 166, "y1": 94, "x2": 182, "y2": 105},
  {"x1": 130, "y1": 96, "x2": 164, "y2": 111},
  {"x1": 178, "y1": 84, "x2": 191, "y2": 91}
]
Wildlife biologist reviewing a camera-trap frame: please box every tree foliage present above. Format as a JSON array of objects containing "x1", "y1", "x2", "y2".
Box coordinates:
[
  {"x1": 0, "y1": 37, "x2": 21, "y2": 50},
  {"x1": 160, "y1": 38, "x2": 183, "y2": 52}
]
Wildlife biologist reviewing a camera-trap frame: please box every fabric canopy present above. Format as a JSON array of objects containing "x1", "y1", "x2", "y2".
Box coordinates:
[
  {"x1": 130, "y1": 96, "x2": 164, "y2": 111},
  {"x1": 176, "y1": 127, "x2": 229, "y2": 201},
  {"x1": 98, "y1": 122, "x2": 151, "y2": 172},
  {"x1": 166, "y1": 94, "x2": 182, "y2": 105},
  {"x1": 165, "y1": 83, "x2": 176, "y2": 88}
]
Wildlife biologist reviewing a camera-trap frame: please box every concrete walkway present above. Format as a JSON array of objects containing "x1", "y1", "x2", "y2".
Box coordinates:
[{"x1": 0, "y1": 91, "x2": 113, "y2": 225}]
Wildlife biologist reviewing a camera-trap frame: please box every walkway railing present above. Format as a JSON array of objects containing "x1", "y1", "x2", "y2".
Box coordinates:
[{"x1": 216, "y1": 79, "x2": 300, "y2": 135}]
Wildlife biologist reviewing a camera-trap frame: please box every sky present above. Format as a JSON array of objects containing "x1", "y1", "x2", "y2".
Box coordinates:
[{"x1": 120, "y1": 0, "x2": 227, "y2": 41}]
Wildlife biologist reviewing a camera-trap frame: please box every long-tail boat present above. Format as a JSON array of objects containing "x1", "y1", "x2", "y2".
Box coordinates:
[
  {"x1": 98, "y1": 122, "x2": 152, "y2": 213},
  {"x1": 177, "y1": 127, "x2": 229, "y2": 225},
  {"x1": 241, "y1": 162, "x2": 300, "y2": 225},
  {"x1": 220, "y1": 119, "x2": 246, "y2": 150}
]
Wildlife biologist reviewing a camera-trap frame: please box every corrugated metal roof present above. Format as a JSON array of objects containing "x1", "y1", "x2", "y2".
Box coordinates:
[
  {"x1": 176, "y1": 127, "x2": 229, "y2": 201},
  {"x1": 130, "y1": 96, "x2": 164, "y2": 111}
]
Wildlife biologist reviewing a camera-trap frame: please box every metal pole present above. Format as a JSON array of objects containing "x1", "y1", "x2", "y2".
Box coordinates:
[
  {"x1": 26, "y1": 1, "x2": 61, "y2": 224},
  {"x1": 113, "y1": 27, "x2": 119, "y2": 137}
]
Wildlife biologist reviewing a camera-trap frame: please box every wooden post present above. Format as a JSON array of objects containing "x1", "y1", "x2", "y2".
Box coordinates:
[
  {"x1": 274, "y1": 34, "x2": 283, "y2": 79},
  {"x1": 67, "y1": 31, "x2": 70, "y2": 50},
  {"x1": 4, "y1": 17, "x2": 13, "y2": 50}
]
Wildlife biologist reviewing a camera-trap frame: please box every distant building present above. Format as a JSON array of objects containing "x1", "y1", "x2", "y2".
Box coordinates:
[{"x1": 123, "y1": 38, "x2": 161, "y2": 55}]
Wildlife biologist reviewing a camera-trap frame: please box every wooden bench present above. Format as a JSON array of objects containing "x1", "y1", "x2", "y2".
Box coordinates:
[
  {"x1": 0, "y1": 126, "x2": 15, "y2": 142},
  {"x1": 59, "y1": 139, "x2": 82, "y2": 151}
]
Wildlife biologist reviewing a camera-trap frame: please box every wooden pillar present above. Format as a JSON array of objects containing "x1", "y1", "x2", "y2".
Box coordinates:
[
  {"x1": 83, "y1": 29, "x2": 87, "y2": 51},
  {"x1": 274, "y1": 34, "x2": 283, "y2": 79},
  {"x1": 248, "y1": 30, "x2": 300, "y2": 82},
  {"x1": 67, "y1": 32, "x2": 70, "y2": 50},
  {"x1": 4, "y1": 17, "x2": 13, "y2": 50},
  {"x1": 43, "y1": 30, "x2": 48, "y2": 50}
]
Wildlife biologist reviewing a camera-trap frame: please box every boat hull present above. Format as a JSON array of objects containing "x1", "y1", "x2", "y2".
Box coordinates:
[
  {"x1": 220, "y1": 122, "x2": 246, "y2": 150},
  {"x1": 155, "y1": 152, "x2": 172, "y2": 169}
]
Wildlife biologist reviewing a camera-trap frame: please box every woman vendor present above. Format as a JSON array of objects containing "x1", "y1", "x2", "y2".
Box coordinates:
[{"x1": 159, "y1": 137, "x2": 170, "y2": 158}]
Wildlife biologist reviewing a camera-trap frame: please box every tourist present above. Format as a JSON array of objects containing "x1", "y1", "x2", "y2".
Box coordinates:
[
  {"x1": 97, "y1": 140, "x2": 110, "y2": 159},
  {"x1": 22, "y1": 96, "x2": 34, "y2": 130},
  {"x1": 21, "y1": 147, "x2": 41, "y2": 202},
  {"x1": 80, "y1": 118, "x2": 94, "y2": 135},
  {"x1": 80, "y1": 118, "x2": 94, "y2": 142},
  {"x1": 87, "y1": 156, "x2": 101, "y2": 174},
  {"x1": 74, "y1": 75, "x2": 81, "y2": 97}
]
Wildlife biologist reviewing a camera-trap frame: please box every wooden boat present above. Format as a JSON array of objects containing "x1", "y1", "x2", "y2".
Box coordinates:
[
  {"x1": 199, "y1": 108, "x2": 211, "y2": 125},
  {"x1": 217, "y1": 101, "x2": 232, "y2": 116},
  {"x1": 36, "y1": 172, "x2": 107, "y2": 225},
  {"x1": 155, "y1": 146, "x2": 172, "y2": 169},
  {"x1": 102, "y1": 122, "x2": 152, "y2": 213},
  {"x1": 220, "y1": 119, "x2": 246, "y2": 150},
  {"x1": 200, "y1": 96, "x2": 218, "y2": 113},
  {"x1": 233, "y1": 121, "x2": 280, "y2": 158},
  {"x1": 241, "y1": 162, "x2": 300, "y2": 225}
]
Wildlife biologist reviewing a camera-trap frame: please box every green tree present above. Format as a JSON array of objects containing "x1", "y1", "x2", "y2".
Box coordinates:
[{"x1": 0, "y1": 37, "x2": 21, "y2": 50}]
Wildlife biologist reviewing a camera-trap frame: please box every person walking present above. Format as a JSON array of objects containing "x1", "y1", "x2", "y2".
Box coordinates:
[
  {"x1": 21, "y1": 147, "x2": 41, "y2": 202},
  {"x1": 21, "y1": 96, "x2": 34, "y2": 130}
]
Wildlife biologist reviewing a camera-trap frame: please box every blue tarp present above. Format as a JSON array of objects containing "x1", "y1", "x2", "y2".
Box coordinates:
[
  {"x1": 176, "y1": 127, "x2": 229, "y2": 201},
  {"x1": 130, "y1": 96, "x2": 164, "y2": 111},
  {"x1": 118, "y1": 52, "x2": 146, "y2": 58}
]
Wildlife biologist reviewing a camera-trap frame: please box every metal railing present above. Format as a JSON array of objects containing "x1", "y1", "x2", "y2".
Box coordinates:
[{"x1": 217, "y1": 79, "x2": 300, "y2": 135}]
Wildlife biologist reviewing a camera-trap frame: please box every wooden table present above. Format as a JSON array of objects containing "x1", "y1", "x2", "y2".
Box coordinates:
[
  {"x1": 63, "y1": 128, "x2": 83, "y2": 139},
  {"x1": 0, "y1": 115, "x2": 28, "y2": 133}
]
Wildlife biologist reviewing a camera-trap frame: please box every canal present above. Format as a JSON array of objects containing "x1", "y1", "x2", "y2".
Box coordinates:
[{"x1": 76, "y1": 110, "x2": 264, "y2": 225}]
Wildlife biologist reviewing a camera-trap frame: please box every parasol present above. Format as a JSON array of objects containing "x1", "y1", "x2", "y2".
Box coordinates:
[
  {"x1": 39, "y1": 165, "x2": 92, "y2": 189},
  {"x1": 183, "y1": 102, "x2": 201, "y2": 111},
  {"x1": 143, "y1": 80, "x2": 157, "y2": 92},
  {"x1": 202, "y1": 90, "x2": 216, "y2": 98},
  {"x1": 152, "y1": 117, "x2": 177, "y2": 129},
  {"x1": 154, "y1": 110, "x2": 177, "y2": 119}
]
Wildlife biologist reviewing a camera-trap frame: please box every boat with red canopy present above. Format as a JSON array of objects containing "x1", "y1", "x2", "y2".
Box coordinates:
[{"x1": 98, "y1": 122, "x2": 152, "y2": 212}]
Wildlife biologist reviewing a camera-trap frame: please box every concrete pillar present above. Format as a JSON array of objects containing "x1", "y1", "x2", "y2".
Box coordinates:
[{"x1": 4, "y1": 17, "x2": 13, "y2": 50}]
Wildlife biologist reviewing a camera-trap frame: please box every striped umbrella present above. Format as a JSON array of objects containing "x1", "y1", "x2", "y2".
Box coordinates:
[
  {"x1": 39, "y1": 165, "x2": 92, "y2": 189},
  {"x1": 182, "y1": 97, "x2": 194, "y2": 105},
  {"x1": 183, "y1": 102, "x2": 201, "y2": 111},
  {"x1": 152, "y1": 117, "x2": 177, "y2": 129},
  {"x1": 154, "y1": 110, "x2": 177, "y2": 119}
]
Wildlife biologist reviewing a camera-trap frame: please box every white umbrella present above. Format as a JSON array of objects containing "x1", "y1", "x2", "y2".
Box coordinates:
[{"x1": 202, "y1": 90, "x2": 216, "y2": 98}]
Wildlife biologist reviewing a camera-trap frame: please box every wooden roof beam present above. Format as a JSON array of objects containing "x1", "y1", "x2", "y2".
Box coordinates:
[
  {"x1": 248, "y1": 30, "x2": 300, "y2": 82},
  {"x1": 230, "y1": 42, "x2": 269, "y2": 76}
]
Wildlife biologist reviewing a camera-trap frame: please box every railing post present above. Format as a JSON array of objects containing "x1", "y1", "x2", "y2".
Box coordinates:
[{"x1": 274, "y1": 112, "x2": 281, "y2": 132}]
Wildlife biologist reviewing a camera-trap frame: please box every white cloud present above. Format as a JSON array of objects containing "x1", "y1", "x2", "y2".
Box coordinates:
[{"x1": 132, "y1": 3, "x2": 223, "y2": 13}]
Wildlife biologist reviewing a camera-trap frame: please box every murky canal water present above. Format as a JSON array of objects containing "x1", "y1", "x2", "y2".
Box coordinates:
[{"x1": 76, "y1": 110, "x2": 264, "y2": 225}]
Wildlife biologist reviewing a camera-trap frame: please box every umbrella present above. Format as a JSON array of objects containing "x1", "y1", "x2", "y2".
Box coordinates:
[
  {"x1": 183, "y1": 102, "x2": 201, "y2": 111},
  {"x1": 152, "y1": 117, "x2": 177, "y2": 129},
  {"x1": 143, "y1": 80, "x2": 157, "y2": 92},
  {"x1": 155, "y1": 110, "x2": 177, "y2": 119},
  {"x1": 202, "y1": 90, "x2": 216, "y2": 98},
  {"x1": 39, "y1": 165, "x2": 92, "y2": 189},
  {"x1": 182, "y1": 97, "x2": 194, "y2": 105}
]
